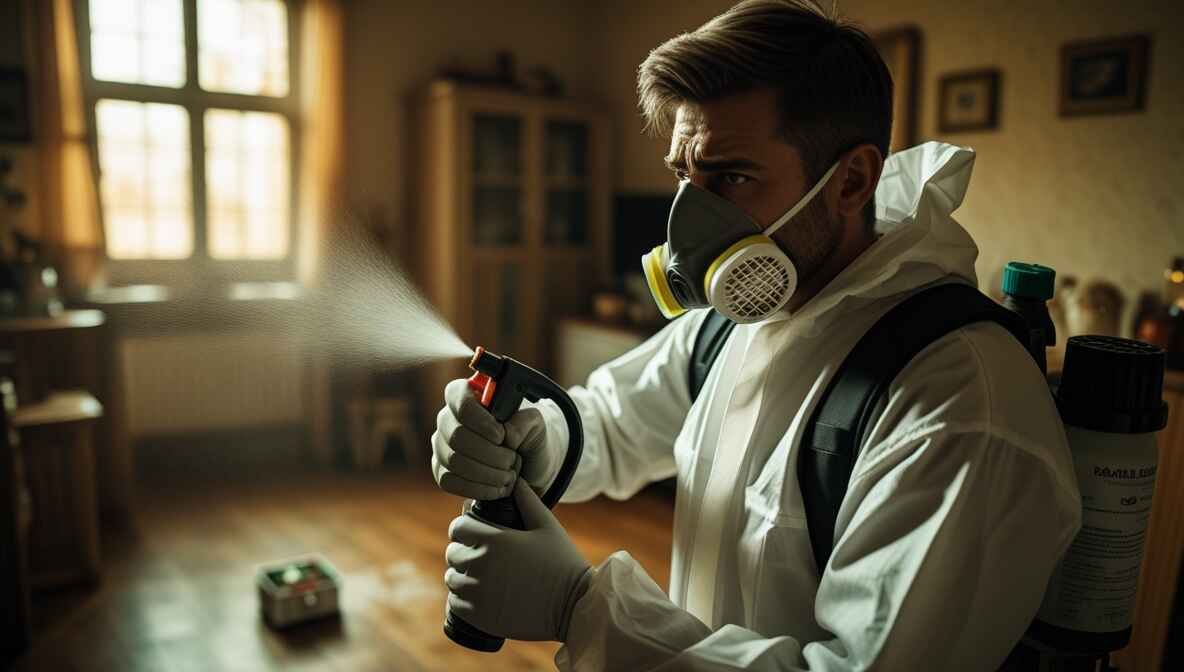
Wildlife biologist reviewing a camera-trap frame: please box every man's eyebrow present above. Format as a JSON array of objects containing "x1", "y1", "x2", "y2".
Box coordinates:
[{"x1": 664, "y1": 156, "x2": 763, "y2": 173}]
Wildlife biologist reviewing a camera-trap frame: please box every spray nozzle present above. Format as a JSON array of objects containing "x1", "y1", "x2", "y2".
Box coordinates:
[
  {"x1": 469, "y1": 346, "x2": 505, "y2": 377},
  {"x1": 467, "y1": 346, "x2": 508, "y2": 409}
]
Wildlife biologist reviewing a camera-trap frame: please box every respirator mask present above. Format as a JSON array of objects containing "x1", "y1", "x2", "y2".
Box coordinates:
[{"x1": 642, "y1": 161, "x2": 839, "y2": 324}]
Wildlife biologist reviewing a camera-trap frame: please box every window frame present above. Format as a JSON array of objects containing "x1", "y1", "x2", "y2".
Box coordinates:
[{"x1": 76, "y1": 0, "x2": 302, "y2": 288}]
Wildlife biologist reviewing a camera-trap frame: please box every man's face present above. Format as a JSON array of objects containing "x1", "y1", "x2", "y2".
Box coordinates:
[{"x1": 665, "y1": 87, "x2": 840, "y2": 285}]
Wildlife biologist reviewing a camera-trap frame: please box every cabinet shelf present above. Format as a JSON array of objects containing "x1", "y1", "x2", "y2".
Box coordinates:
[
  {"x1": 539, "y1": 245, "x2": 594, "y2": 256},
  {"x1": 474, "y1": 174, "x2": 523, "y2": 188},
  {"x1": 470, "y1": 247, "x2": 530, "y2": 261},
  {"x1": 544, "y1": 176, "x2": 589, "y2": 190}
]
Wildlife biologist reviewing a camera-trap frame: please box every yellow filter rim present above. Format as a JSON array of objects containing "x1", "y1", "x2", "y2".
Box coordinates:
[
  {"x1": 704, "y1": 234, "x2": 773, "y2": 297},
  {"x1": 642, "y1": 244, "x2": 686, "y2": 319}
]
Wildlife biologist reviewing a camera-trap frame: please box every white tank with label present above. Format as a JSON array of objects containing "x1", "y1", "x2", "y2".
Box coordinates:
[
  {"x1": 1030, "y1": 335, "x2": 1169, "y2": 655},
  {"x1": 1037, "y1": 426, "x2": 1157, "y2": 632}
]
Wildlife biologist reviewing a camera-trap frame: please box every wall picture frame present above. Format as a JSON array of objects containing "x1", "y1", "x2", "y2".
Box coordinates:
[
  {"x1": 938, "y1": 68, "x2": 1001, "y2": 133},
  {"x1": 0, "y1": 68, "x2": 32, "y2": 143},
  {"x1": 872, "y1": 27, "x2": 921, "y2": 153},
  {"x1": 1060, "y1": 34, "x2": 1150, "y2": 117}
]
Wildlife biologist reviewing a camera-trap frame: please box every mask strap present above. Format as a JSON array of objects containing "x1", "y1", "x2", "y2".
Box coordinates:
[{"x1": 764, "y1": 160, "x2": 841, "y2": 237}]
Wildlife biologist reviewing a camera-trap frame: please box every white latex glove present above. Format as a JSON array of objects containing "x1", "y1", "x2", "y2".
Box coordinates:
[
  {"x1": 444, "y1": 479, "x2": 593, "y2": 642},
  {"x1": 431, "y1": 379, "x2": 558, "y2": 500}
]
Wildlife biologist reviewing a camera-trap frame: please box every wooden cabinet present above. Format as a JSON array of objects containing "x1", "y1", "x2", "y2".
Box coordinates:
[
  {"x1": 1114, "y1": 371, "x2": 1184, "y2": 670},
  {"x1": 415, "y1": 81, "x2": 610, "y2": 430},
  {"x1": 1, "y1": 380, "x2": 30, "y2": 663},
  {"x1": 0, "y1": 311, "x2": 131, "y2": 524}
]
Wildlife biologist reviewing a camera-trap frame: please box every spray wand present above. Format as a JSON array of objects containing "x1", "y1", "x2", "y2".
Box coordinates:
[{"x1": 443, "y1": 346, "x2": 585, "y2": 652}]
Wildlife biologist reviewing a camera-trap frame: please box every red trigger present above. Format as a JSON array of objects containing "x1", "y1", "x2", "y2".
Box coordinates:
[{"x1": 467, "y1": 372, "x2": 497, "y2": 409}]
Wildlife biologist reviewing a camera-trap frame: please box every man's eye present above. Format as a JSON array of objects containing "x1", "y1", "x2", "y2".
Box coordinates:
[{"x1": 723, "y1": 173, "x2": 750, "y2": 186}]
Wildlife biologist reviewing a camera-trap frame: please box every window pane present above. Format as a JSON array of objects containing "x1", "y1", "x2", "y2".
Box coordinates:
[
  {"x1": 198, "y1": 0, "x2": 289, "y2": 97},
  {"x1": 89, "y1": 0, "x2": 138, "y2": 32},
  {"x1": 89, "y1": 0, "x2": 185, "y2": 87},
  {"x1": 105, "y1": 209, "x2": 149, "y2": 259},
  {"x1": 96, "y1": 100, "x2": 194, "y2": 259},
  {"x1": 204, "y1": 109, "x2": 290, "y2": 259}
]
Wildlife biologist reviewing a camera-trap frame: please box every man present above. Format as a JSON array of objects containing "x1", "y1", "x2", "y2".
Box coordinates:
[{"x1": 432, "y1": 1, "x2": 1081, "y2": 669}]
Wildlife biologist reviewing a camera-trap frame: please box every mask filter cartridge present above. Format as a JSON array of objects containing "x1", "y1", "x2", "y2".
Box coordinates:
[{"x1": 706, "y1": 235, "x2": 797, "y2": 323}]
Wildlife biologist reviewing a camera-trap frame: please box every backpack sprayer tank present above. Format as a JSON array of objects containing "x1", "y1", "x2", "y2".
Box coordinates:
[
  {"x1": 1021, "y1": 335, "x2": 1168, "y2": 668},
  {"x1": 999, "y1": 263, "x2": 1170, "y2": 670},
  {"x1": 443, "y1": 346, "x2": 584, "y2": 653}
]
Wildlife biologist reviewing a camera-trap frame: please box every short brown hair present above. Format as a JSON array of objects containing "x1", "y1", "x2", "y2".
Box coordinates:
[{"x1": 638, "y1": 0, "x2": 892, "y2": 189}]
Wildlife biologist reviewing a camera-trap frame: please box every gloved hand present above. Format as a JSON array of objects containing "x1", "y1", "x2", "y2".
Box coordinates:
[
  {"x1": 431, "y1": 378, "x2": 558, "y2": 500},
  {"x1": 445, "y1": 479, "x2": 593, "y2": 641}
]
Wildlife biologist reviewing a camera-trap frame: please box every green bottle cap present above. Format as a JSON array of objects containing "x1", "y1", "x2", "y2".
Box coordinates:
[{"x1": 1002, "y1": 261, "x2": 1056, "y2": 300}]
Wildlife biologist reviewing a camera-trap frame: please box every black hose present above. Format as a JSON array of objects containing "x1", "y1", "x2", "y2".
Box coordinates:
[{"x1": 538, "y1": 382, "x2": 584, "y2": 509}]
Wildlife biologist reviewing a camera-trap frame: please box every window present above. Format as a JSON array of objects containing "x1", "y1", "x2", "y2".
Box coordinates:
[{"x1": 79, "y1": 0, "x2": 297, "y2": 280}]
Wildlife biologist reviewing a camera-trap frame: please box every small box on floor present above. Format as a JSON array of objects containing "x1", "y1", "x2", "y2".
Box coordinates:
[{"x1": 257, "y1": 554, "x2": 341, "y2": 628}]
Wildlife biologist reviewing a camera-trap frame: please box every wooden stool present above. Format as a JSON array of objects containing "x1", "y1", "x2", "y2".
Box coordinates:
[{"x1": 15, "y1": 390, "x2": 103, "y2": 587}]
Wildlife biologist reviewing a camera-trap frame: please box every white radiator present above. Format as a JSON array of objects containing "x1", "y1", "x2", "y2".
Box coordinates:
[{"x1": 120, "y1": 332, "x2": 306, "y2": 436}]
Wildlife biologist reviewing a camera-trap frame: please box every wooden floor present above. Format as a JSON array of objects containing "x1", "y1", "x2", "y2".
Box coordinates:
[{"x1": 13, "y1": 470, "x2": 675, "y2": 671}]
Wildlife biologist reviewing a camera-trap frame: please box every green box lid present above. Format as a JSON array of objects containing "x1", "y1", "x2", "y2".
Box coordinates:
[{"x1": 1002, "y1": 261, "x2": 1056, "y2": 300}]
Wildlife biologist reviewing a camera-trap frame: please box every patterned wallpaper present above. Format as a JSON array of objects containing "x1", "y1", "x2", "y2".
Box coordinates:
[{"x1": 595, "y1": 0, "x2": 1184, "y2": 335}]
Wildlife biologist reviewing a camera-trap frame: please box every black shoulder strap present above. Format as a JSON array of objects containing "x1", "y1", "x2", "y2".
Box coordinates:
[
  {"x1": 798, "y1": 282, "x2": 1029, "y2": 573},
  {"x1": 689, "y1": 310, "x2": 737, "y2": 402},
  {"x1": 686, "y1": 284, "x2": 1031, "y2": 574}
]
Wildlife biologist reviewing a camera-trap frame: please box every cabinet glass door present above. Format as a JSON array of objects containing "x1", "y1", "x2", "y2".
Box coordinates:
[
  {"x1": 544, "y1": 120, "x2": 589, "y2": 245},
  {"x1": 472, "y1": 114, "x2": 523, "y2": 245},
  {"x1": 470, "y1": 258, "x2": 522, "y2": 356}
]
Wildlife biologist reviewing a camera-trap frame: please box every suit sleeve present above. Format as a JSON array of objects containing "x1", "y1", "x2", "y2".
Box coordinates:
[{"x1": 556, "y1": 425, "x2": 1080, "y2": 671}]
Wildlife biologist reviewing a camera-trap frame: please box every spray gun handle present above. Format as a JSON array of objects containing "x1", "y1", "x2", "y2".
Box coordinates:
[
  {"x1": 464, "y1": 353, "x2": 530, "y2": 532},
  {"x1": 445, "y1": 347, "x2": 585, "y2": 652},
  {"x1": 465, "y1": 347, "x2": 584, "y2": 508}
]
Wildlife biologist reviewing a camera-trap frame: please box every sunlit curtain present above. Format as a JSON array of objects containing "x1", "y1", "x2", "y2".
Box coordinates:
[
  {"x1": 296, "y1": 0, "x2": 345, "y2": 464},
  {"x1": 296, "y1": 0, "x2": 345, "y2": 287},
  {"x1": 31, "y1": 0, "x2": 105, "y2": 293}
]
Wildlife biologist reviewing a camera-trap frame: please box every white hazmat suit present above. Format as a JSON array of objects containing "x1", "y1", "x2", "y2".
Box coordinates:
[{"x1": 531, "y1": 142, "x2": 1082, "y2": 670}]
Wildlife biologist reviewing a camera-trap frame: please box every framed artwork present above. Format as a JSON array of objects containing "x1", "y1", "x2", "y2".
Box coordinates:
[
  {"x1": 0, "y1": 68, "x2": 32, "y2": 143},
  {"x1": 1060, "y1": 34, "x2": 1150, "y2": 116},
  {"x1": 873, "y1": 27, "x2": 921, "y2": 153},
  {"x1": 938, "y1": 69, "x2": 1001, "y2": 133}
]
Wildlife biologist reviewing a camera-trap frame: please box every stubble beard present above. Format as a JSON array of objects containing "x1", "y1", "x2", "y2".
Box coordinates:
[{"x1": 774, "y1": 195, "x2": 841, "y2": 288}]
